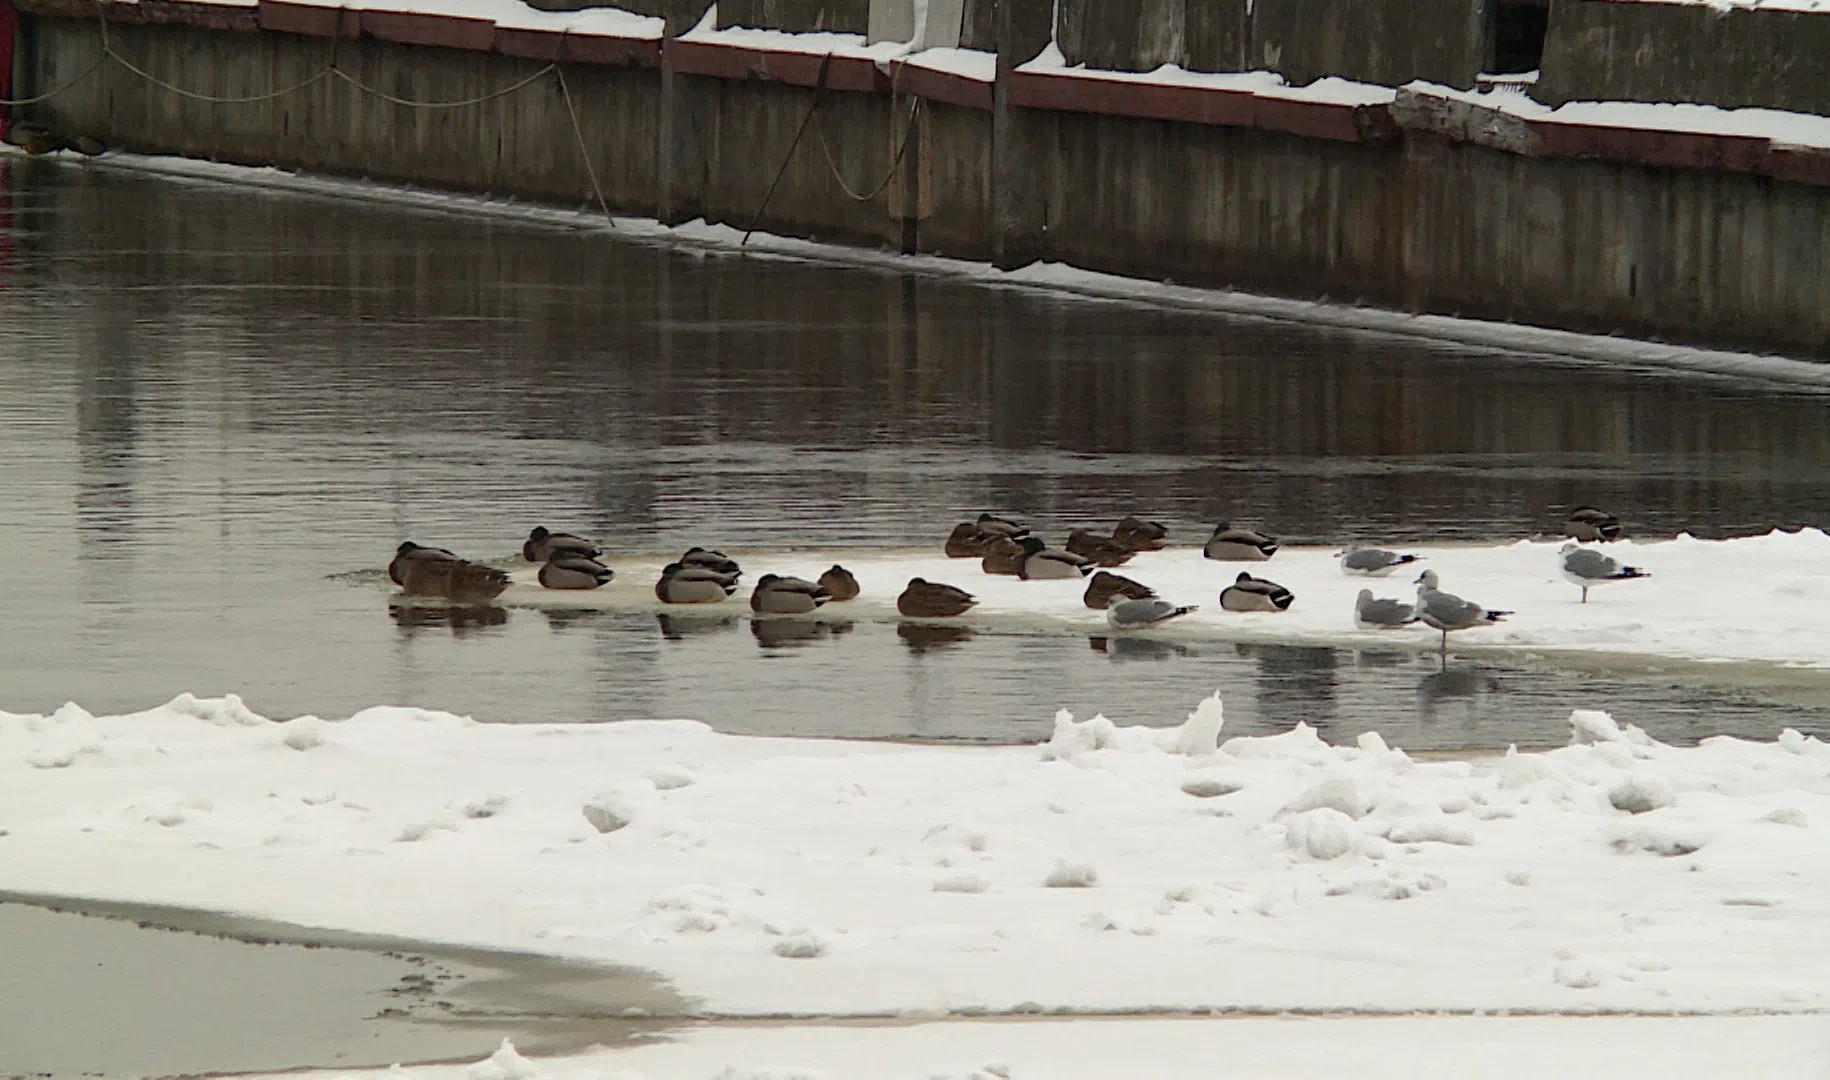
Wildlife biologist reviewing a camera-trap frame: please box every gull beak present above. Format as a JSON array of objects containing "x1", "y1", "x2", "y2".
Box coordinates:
[{"x1": 1412, "y1": 572, "x2": 1426, "y2": 584}]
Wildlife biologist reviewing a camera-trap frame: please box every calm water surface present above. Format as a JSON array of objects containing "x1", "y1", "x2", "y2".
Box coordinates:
[{"x1": 0, "y1": 157, "x2": 1827, "y2": 749}]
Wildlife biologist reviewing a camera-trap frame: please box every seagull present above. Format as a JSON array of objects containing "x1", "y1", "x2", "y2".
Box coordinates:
[
  {"x1": 1105, "y1": 596, "x2": 1197, "y2": 630},
  {"x1": 1564, "y1": 506, "x2": 1623, "y2": 543},
  {"x1": 1413, "y1": 570, "x2": 1510, "y2": 657},
  {"x1": 1337, "y1": 547, "x2": 1422, "y2": 577},
  {"x1": 1559, "y1": 542, "x2": 1650, "y2": 603},
  {"x1": 1353, "y1": 588, "x2": 1418, "y2": 629}
]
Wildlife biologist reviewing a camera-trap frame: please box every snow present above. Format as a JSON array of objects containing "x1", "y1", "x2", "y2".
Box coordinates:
[
  {"x1": 396, "y1": 529, "x2": 1830, "y2": 670},
  {"x1": 679, "y1": 24, "x2": 910, "y2": 63},
  {"x1": 1410, "y1": 80, "x2": 1830, "y2": 152},
  {"x1": 3, "y1": 692, "x2": 1828, "y2": 1023},
  {"x1": 241, "y1": 1016, "x2": 1830, "y2": 1080},
  {"x1": 1015, "y1": 50, "x2": 1397, "y2": 107}
]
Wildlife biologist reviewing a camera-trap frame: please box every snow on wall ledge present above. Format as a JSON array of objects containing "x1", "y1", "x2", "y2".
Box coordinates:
[{"x1": 2, "y1": 692, "x2": 1827, "y2": 1018}]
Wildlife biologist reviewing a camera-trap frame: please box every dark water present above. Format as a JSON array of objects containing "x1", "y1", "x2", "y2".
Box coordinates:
[{"x1": 0, "y1": 155, "x2": 1827, "y2": 750}]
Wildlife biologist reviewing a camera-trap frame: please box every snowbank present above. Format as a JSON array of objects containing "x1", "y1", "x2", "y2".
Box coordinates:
[{"x1": 2, "y1": 693, "x2": 1826, "y2": 1017}]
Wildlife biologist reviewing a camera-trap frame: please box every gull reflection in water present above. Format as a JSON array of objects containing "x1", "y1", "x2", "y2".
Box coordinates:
[
  {"x1": 898, "y1": 621, "x2": 976, "y2": 654},
  {"x1": 1088, "y1": 634, "x2": 1191, "y2": 662},
  {"x1": 388, "y1": 603, "x2": 508, "y2": 638},
  {"x1": 1418, "y1": 666, "x2": 1502, "y2": 717}
]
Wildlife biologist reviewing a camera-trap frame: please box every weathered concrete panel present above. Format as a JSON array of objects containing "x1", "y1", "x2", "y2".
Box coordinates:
[
  {"x1": 958, "y1": 0, "x2": 997, "y2": 52},
  {"x1": 719, "y1": 0, "x2": 869, "y2": 33},
  {"x1": 1539, "y1": 0, "x2": 1830, "y2": 115},
  {"x1": 1057, "y1": 0, "x2": 1245, "y2": 74},
  {"x1": 1252, "y1": 0, "x2": 1489, "y2": 89},
  {"x1": 1185, "y1": 0, "x2": 1248, "y2": 73}
]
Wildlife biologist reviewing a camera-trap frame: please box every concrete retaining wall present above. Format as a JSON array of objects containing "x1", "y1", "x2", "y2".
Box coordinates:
[
  {"x1": 11, "y1": 5, "x2": 1830, "y2": 358},
  {"x1": 1058, "y1": 0, "x2": 1481, "y2": 88},
  {"x1": 1538, "y1": 0, "x2": 1830, "y2": 115}
]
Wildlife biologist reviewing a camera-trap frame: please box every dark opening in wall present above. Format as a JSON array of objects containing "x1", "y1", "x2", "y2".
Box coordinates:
[{"x1": 1491, "y1": 0, "x2": 1549, "y2": 74}]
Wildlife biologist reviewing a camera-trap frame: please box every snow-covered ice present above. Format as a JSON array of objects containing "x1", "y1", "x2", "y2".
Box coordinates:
[
  {"x1": 3, "y1": 691, "x2": 1827, "y2": 1021},
  {"x1": 429, "y1": 529, "x2": 1830, "y2": 670}
]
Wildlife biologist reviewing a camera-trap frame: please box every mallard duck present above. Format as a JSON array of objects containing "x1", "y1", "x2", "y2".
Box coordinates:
[
  {"x1": 897, "y1": 578, "x2": 978, "y2": 617},
  {"x1": 396, "y1": 552, "x2": 510, "y2": 604},
  {"x1": 750, "y1": 573, "x2": 830, "y2": 614},
  {"x1": 945, "y1": 522, "x2": 995, "y2": 558},
  {"x1": 538, "y1": 554, "x2": 613, "y2": 590},
  {"x1": 1111, "y1": 516, "x2": 1169, "y2": 551},
  {"x1": 1338, "y1": 547, "x2": 1421, "y2": 576},
  {"x1": 523, "y1": 526, "x2": 602, "y2": 563},
  {"x1": 1559, "y1": 542, "x2": 1650, "y2": 603},
  {"x1": 1414, "y1": 569, "x2": 1510, "y2": 656},
  {"x1": 655, "y1": 562, "x2": 737, "y2": 604},
  {"x1": 1564, "y1": 506, "x2": 1623, "y2": 542},
  {"x1": 1219, "y1": 571, "x2": 1293, "y2": 612},
  {"x1": 980, "y1": 536, "x2": 1027, "y2": 576},
  {"x1": 680, "y1": 546, "x2": 742, "y2": 576},
  {"x1": 975, "y1": 512, "x2": 1030, "y2": 540},
  {"x1": 1105, "y1": 597, "x2": 1197, "y2": 629},
  {"x1": 1083, "y1": 570, "x2": 1155, "y2": 610},
  {"x1": 388, "y1": 541, "x2": 458, "y2": 586},
  {"x1": 1065, "y1": 528, "x2": 1137, "y2": 568},
  {"x1": 1354, "y1": 588, "x2": 1418, "y2": 629},
  {"x1": 818, "y1": 564, "x2": 860, "y2": 601},
  {"x1": 1017, "y1": 536, "x2": 1095, "y2": 580},
  {"x1": 1204, "y1": 523, "x2": 1278, "y2": 561}
]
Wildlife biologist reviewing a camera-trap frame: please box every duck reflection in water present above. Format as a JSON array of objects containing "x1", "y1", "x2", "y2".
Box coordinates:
[
  {"x1": 898, "y1": 622, "x2": 975, "y2": 653},
  {"x1": 752, "y1": 617, "x2": 854, "y2": 650},
  {"x1": 1087, "y1": 635, "x2": 1189, "y2": 662},
  {"x1": 656, "y1": 611, "x2": 740, "y2": 641},
  {"x1": 539, "y1": 608, "x2": 605, "y2": 632},
  {"x1": 388, "y1": 603, "x2": 508, "y2": 637}
]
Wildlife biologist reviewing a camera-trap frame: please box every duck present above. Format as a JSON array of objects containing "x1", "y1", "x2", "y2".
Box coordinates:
[
  {"x1": 1083, "y1": 570, "x2": 1156, "y2": 610},
  {"x1": 680, "y1": 546, "x2": 742, "y2": 576},
  {"x1": 750, "y1": 573, "x2": 830, "y2": 614},
  {"x1": 523, "y1": 526, "x2": 602, "y2": 563},
  {"x1": 1337, "y1": 547, "x2": 1422, "y2": 576},
  {"x1": 395, "y1": 551, "x2": 510, "y2": 604},
  {"x1": 974, "y1": 513, "x2": 1030, "y2": 540},
  {"x1": 537, "y1": 554, "x2": 613, "y2": 590},
  {"x1": 980, "y1": 536, "x2": 1027, "y2": 576},
  {"x1": 1413, "y1": 569, "x2": 1510, "y2": 657},
  {"x1": 1353, "y1": 588, "x2": 1418, "y2": 629},
  {"x1": 1219, "y1": 571, "x2": 1294, "y2": 612},
  {"x1": 1016, "y1": 535, "x2": 1095, "y2": 580},
  {"x1": 945, "y1": 522, "x2": 995, "y2": 558},
  {"x1": 655, "y1": 562, "x2": 738, "y2": 604},
  {"x1": 818, "y1": 564, "x2": 860, "y2": 601},
  {"x1": 897, "y1": 578, "x2": 978, "y2": 617},
  {"x1": 388, "y1": 540, "x2": 459, "y2": 587},
  {"x1": 1559, "y1": 542, "x2": 1650, "y2": 603},
  {"x1": 1065, "y1": 528, "x2": 1137, "y2": 568},
  {"x1": 1111, "y1": 515, "x2": 1169, "y2": 552},
  {"x1": 1564, "y1": 506, "x2": 1623, "y2": 543},
  {"x1": 1105, "y1": 596, "x2": 1197, "y2": 630},
  {"x1": 1203, "y1": 522, "x2": 1278, "y2": 561}
]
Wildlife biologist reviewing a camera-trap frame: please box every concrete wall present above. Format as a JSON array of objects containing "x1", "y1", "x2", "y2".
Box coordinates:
[
  {"x1": 1538, "y1": 0, "x2": 1830, "y2": 115},
  {"x1": 16, "y1": 18, "x2": 665, "y2": 209},
  {"x1": 15, "y1": 11, "x2": 1830, "y2": 358},
  {"x1": 1251, "y1": 0, "x2": 1489, "y2": 88},
  {"x1": 1057, "y1": 0, "x2": 1482, "y2": 88},
  {"x1": 719, "y1": 0, "x2": 869, "y2": 33}
]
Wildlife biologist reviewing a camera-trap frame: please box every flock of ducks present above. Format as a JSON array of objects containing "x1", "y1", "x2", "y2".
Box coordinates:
[{"x1": 386, "y1": 504, "x2": 1651, "y2": 658}]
